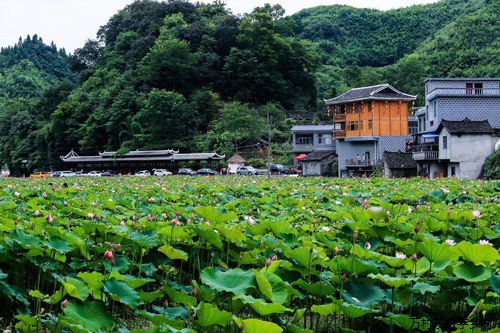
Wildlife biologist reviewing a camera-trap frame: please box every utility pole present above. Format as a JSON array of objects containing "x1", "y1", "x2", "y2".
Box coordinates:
[{"x1": 267, "y1": 108, "x2": 272, "y2": 180}]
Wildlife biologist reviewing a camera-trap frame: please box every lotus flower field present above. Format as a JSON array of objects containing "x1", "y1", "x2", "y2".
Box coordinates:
[{"x1": 0, "y1": 176, "x2": 498, "y2": 332}]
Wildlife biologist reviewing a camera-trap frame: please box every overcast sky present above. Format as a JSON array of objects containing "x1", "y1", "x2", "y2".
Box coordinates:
[{"x1": 0, "y1": 0, "x2": 439, "y2": 53}]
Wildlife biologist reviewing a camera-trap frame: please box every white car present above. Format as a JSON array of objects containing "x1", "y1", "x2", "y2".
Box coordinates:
[
  {"x1": 135, "y1": 170, "x2": 150, "y2": 176},
  {"x1": 153, "y1": 169, "x2": 172, "y2": 176},
  {"x1": 60, "y1": 171, "x2": 76, "y2": 177},
  {"x1": 87, "y1": 171, "x2": 102, "y2": 177}
]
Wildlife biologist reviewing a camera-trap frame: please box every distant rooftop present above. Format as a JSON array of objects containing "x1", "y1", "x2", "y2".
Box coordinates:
[
  {"x1": 325, "y1": 83, "x2": 416, "y2": 105},
  {"x1": 425, "y1": 78, "x2": 500, "y2": 83},
  {"x1": 292, "y1": 124, "x2": 334, "y2": 132},
  {"x1": 384, "y1": 151, "x2": 417, "y2": 169},
  {"x1": 437, "y1": 118, "x2": 494, "y2": 135}
]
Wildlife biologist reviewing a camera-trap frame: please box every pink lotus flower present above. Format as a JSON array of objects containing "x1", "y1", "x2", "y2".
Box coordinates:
[
  {"x1": 14, "y1": 192, "x2": 20, "y2": 197},
  {"x1": 147, "y1": 197, "x2": 155, "y2": 203},
  {"x1": 34, "y1": 210, "x2": 40, "y2": 216},
  {"x1": 62, "y1": 299, "x2": 68, "y2": 307},
  {"x1": 88, "y1": 213, "x2": 96, "y2": 219},
  {"x1": 472, "y1": 210, "x2": 482, "y2": 218},
  {"x1": 147, "y1": 214, "x2": 155, "y2": 221},
  {"x1": 120, "y1": 220, "x2": 126, "y2": 226},
  {"x1": 265, "y1": 258, "x2": 272, "y2": 266},
  {"x1": 321, "y1": 226, "x2": 330, "y2": 232},
  {"x1": 45, "y1": 214, "x2": 53, "y2": 223},
  {"x1": 42, "y1": 192, "x2": 47, "y2": 198},
  {"x1": 171, "y1": 218, "x2": 180, "y2": 226},
  {"x1": 175, "y1": 210, "x2": 181, "y2": 216},
  {"x1": 271, "y1": 254, "x2": 278, "y2": 261},
  {"x1": 412, "y1": 253, "x2": 418, "y2": 261},
  {"x1": 445, "y1": 239, "x2": 456, "y2": 246},
  {"x1": 361, "y1": 199, "x2": 369, "y2": 207},
  {"x1": 104, "y1": 250, "x2": 115, "y2": 264}
]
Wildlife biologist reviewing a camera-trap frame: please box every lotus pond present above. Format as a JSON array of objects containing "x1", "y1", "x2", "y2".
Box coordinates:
[{"x1": 0, "y1": 176, "x2": 498, "y2": 332}]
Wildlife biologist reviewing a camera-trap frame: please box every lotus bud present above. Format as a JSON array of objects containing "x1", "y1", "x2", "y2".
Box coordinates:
[
  {"x1": 62, "y1": 299, "x2": 68, "y2": 307},
  {"x1": 414, "y1": 225, "x2": 420, "y2": 233},
  {"x1": 104, "y1": 250, "x2": 113, "y2": 261},
  {"x1": 191, "y1": 288, "x2": 198, "y2": 297},
  {"x1": 265, "y1": 258, "x2": 272, "y2": 266},
  {"x1": 175, "y1": 210, "x2": 181, "y2": 216},
  {"x1": 334, "y1": 246, "x2": 339, "y2": 255},
  {"x1": 412, "y1": 253, "x2": 418, "y2": 261},
  {"x1": 365, "y1": 242, "x2": 371, "y2": 250},
  {"x1": 271, "y1": 254, "x2": 278, "y2": 261}
]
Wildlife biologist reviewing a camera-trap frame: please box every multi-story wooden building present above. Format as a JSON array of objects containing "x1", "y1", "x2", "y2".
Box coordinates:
[{"x1": 325, "y1": 84, "x2": 416, "y2": 177}]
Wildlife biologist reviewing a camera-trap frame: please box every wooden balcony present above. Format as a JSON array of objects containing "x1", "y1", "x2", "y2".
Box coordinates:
[
  {"x1": 334, "y1": 114, "x2": 346, "y2": 122},
  {"x1": 412, "y1": 150, "x2": 438, "y2": 160},
  {"x1": 334, "y1": 130, "x2": 346, "y2": 139}
]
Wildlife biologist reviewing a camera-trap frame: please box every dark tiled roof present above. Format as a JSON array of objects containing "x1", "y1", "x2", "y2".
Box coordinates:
[
  {"x1": 301, "y1": 151, "x2": 337, "y2": 162},
  {"x1": 437, "y1": 118, "x2": 494, "y2": 135},
  {"x1": 383, "y1": 151, "x2": 417, "y2": 169},
  {"x1": 325, "y1": 84, "x2": 416, "y2": 105}
]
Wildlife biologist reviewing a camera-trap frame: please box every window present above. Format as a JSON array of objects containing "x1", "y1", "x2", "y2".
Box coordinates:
[
  {"x1": 347, "y1": 121, "x2": 359, "y2": 131},
  {"x1": 466, "y1": 82, "x2": 483, "y2": 94},
  {"x1": 296, "y1": 135, "x2": 313, "y2": 145},
  {"x1": 451, "y1": 166, "x2": 456, "y2": 177},
  {"x1": 368, "y1": 119, "x2": 373, "y2": 130},
  {"x1": 318, "y1": 133, "x2": 332, "y2": 144},
  {"x1": 442, "y1": 136, "x2": 448, "y2": 149},
  {"x1": 408, "y1": 119, "x2": 418, "y2": 135}
]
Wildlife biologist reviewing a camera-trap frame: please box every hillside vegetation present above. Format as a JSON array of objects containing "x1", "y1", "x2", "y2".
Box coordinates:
[{"x1": 0, "y1": 0, "x2": 498, "y2": 173}]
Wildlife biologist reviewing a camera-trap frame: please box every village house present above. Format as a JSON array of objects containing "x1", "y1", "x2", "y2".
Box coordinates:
[
  {"x1": 412, "y1": 78, "x2": 500, "y2": 178},
  {"x1": 325, "y1": 84, "x2": 417, "y2": 177}
]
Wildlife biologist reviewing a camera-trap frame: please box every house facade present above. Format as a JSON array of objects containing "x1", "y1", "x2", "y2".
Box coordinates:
[
  {"x1": 291, "y1": 125, "x2": 335, "y2": 155},
  {"x1": 325, "y1": 84, "x2": 417, "y2": 177},
  {"x1": 301, "y1": 151, "x2": 337, "y2": 177},
  {"x1": 435, "y1": 119, "x2": 495, "y2": 179},
  {"x1": 412, "y1": 78, "x2": 500, "y2": 178}
]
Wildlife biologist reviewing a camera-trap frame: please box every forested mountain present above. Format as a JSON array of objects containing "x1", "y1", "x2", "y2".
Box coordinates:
[{"x1": 0, "y1": 0, "x2": 498, "y2": 173}]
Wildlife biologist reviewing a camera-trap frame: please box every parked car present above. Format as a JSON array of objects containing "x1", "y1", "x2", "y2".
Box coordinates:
[
  {"x1": 135, "y1": 170, "x2": 150, "y2": 176},
  {"x1": 236, "y1": 166, "x2": 258, "y2": 175},
  {"x1": 60, "y1": 171, "x2": 76, "y2": 177},
  {"x1": 86, "y1": 171, "x2": 102, "y2": 177},
  {"x1": 177, "y1": 168, "x2": 197, "y2": 176},
  {"x1": 270, "y1": 164, "x2": 290, "y2": 175},
  {"x1": 153, "y1": 169, "x2": 172, "y2": 176},
  {"x1": 30, "y1": 172, "x2": 50, "y2": 179},
  {"x1": 196, "y1": 168, "x2": 217, "y2": 176},
  {"x1": 101, "y1": 171, "x2": 117, "y2": 177}
]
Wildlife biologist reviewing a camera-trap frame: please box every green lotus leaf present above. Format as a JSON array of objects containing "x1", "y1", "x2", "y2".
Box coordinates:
[
  {"x1": 164, "y1": 287, "x2": 196, "y2": 307},
  {"x1": 129, "y1": 231, "x2": 158, "y2": 248},
  {"x1": 103, "y1": 255, "x2": 130, "y2": 273},
  {"x1": 248, "y1": 298, "x2": 289, "y2": 316},
  {"x1": 410, "y1": 282, "x2": 441, "y2": 294},
  {"x1": 368, "y1": 274, "x2": 410, "y2": 288},
  {"x1": 200, "y1": 267, "x2": 256, "y2": 296},
  {"x1": 195, "y1": 206, "x2": 238, "y2": 224},
  {"x1": 344, "y1": 282, "x2": 385, "y2": 307},
  {"x1": 293, "y1": 279, "x2": 336, "y2": 297},
  {"x1": 194, "y1": 226, "x2": 223, "y2": 249},
  {"x1": 12, "y1": 230, "x2": 41, "y2": 249},
  {"x1": 264, "y1": 219, "x2": 298, "y2": 236},
  {"x1": 418, "y1": 242, "x2": 458, "y2": 262},
  {"x1": 195, "y1": 302, "x2": 232, "y2": 327},
  {"x1": 63, "y1": 301, "x2": 113, "y2": 331},
  {"x1": 151, "y1": 305, "x2": 189, "y2": 320},
  {"x1": 234, "y1": 318, "x2": 283, "y2": 333},
  {"x1": 456, "y1": 242, "x2": 500, "y2": 266},
  {"x1": 285, "y1": 246, "x2": 322, "y2": 267},
  {"x1": 135, "y1": 309, "x2": 186, "y2": 328},
  {"x1": 366, "y1": 206, "x2": 386, "y2": 220},
  {"x1": 158, "y1": 245, "x2": 188, "y2": 261},
  {"x1": 454, "y1": 262, "x2": 492, "y2": 282},
  {"x1": 77, "y1": 272, "x2": 104, "y2": 292},
  {"x1": 377, "y1": 313, "x2": 431, "y2": 331},
  {"x1": 490, "y1": 275, "x2": 500, "y2": 293},
  {"x1": 219, "y1": 227, "x2": 247, "y2": 244},
  {"x1": 61, "y1": 277, "x2": 89, "y2": 301},
  {"x1": 254, "y1": 270, "x2": 288, "y2": 304},
  {"x1": 342, "y1": 303, "x2": 374, "y2": 318},
  {"x1": 311, "y1": 302, "x2": 341, "y2": 316},
  {"x1": 103, "y1": 278, "x2": 140, "y2": 308},
  {"x1": 46, "y1": 237, "x2": 73, "y2": 254},
  {"x1": 139, "y1": 290, "x2": 163, "y2": 303},
  {"x1": 341, "y1": 258, "x2": 383, "y2": 274},
  {"x1": 287, "y1": 324, "x2": 314, "y2": 333},
  {"x1": 0, "y1": 280, "x2": 29, "y2": 305}
]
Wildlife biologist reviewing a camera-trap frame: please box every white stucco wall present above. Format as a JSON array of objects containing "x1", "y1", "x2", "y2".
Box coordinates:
[{"x1": 439, "y1": 130, "x2": 495, "y2": 179}]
